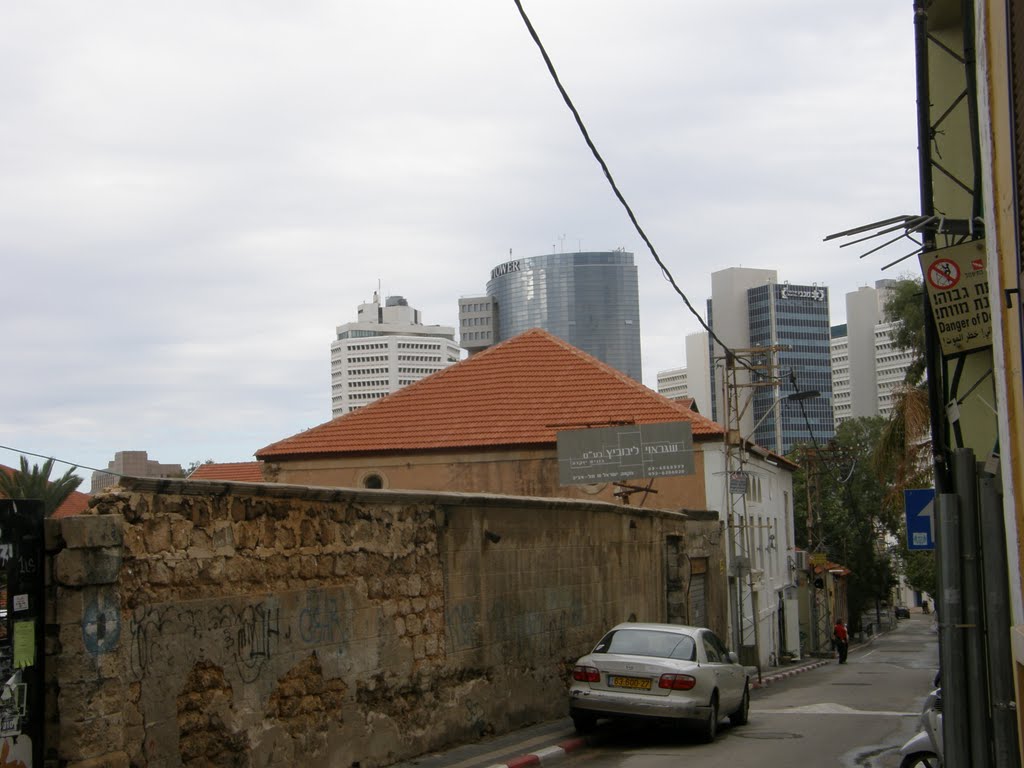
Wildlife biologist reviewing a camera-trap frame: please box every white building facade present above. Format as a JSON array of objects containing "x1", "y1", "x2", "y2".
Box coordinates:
[
  {"x1": 656, "y1": 333, "x2": 712, "y2": 415},
  {"x1": 702, "y1": 444, "x2": 801, "y2": 670},
  {"x1": 330, "y1": 294, "x2": 461, "y2": 417},
  {"x1": 830, "y1": 280, "x2": 915, "y2": 427}
]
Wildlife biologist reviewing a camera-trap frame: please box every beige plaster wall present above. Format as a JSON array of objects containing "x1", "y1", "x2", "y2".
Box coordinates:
[
  {"x1": 47, "y1": 477, "x2": 724, "y2": 768},
  {"x1": 262, "y1": 443, "x2": 712, "y2": 511}
]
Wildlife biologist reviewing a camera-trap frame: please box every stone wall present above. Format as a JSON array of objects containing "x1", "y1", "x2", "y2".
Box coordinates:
[{"x1": 47, "y1": 477, "x2": 725, "y2": 767}]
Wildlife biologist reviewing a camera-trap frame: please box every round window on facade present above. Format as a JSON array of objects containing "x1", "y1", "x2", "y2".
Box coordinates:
[{"x1": 361, "y1": 472, "x2": 385, "y2": 489}]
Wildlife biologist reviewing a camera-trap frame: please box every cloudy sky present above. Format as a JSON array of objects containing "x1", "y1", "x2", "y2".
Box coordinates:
[{"x1": 1, "y1": 1, "x2": 922, "y2": 484}]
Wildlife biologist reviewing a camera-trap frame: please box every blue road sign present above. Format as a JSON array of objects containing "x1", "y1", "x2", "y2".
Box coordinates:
[{"x1": 904, "y1": 488, "x2": 936, "y2": 550}]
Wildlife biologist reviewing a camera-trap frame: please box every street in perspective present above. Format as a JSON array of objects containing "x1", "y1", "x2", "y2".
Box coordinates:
[{"x1": 399, "y1": 613, "x2": 938, "y2": 768}]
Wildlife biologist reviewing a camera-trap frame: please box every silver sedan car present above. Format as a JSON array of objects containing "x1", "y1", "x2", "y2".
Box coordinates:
[{"x1": 568, "y1": 622, "x2": 750, "y2": 742}]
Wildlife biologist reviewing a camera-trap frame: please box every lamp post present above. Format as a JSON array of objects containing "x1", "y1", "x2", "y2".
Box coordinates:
[{"x1": 727, "y1": 389, "x2": 820, "y2": 680}]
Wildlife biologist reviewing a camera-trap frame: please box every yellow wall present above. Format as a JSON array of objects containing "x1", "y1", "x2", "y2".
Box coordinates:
[{"x1": 978, "y1": 0, "x2": 1024, "y2": 756}]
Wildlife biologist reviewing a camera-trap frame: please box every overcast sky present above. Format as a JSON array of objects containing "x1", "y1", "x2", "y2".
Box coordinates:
[{"x1": 1, "y1": 1, "x2": 922, "y2": 484}]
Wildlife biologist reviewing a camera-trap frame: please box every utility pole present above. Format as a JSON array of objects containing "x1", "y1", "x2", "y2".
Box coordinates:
[
  {"x1": 718, "y1": 346, "x2": 786, "y2": 678},
  {"x1": 800, "y1": 446, "x2": 831, "y2": 656}
]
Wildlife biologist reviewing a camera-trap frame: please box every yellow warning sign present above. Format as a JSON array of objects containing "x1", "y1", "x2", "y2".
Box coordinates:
[{"x1": 919, "y1": 240, "x2": 991, "y2": 356}]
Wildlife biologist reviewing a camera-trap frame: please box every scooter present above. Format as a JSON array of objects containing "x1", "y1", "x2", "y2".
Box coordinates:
[{"x1": 899, "y1": 684, "x2": 943, "y2": 768}]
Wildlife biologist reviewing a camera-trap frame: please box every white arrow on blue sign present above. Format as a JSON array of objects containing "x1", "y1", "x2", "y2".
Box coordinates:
[{"x1": 904, "y1": 488, "x2": 936, "y2": 550}]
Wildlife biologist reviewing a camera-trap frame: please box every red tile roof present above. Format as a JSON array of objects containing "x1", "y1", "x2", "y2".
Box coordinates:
[
  {"x1": 189, "y1": 462, "x2": 265, "y2": 482},
  {"x1": 53, "y1": 490, "x2": 91, "y2": 518},
  {"x1": 258, "y1": 329, "x2": 725, "y2": 460}
]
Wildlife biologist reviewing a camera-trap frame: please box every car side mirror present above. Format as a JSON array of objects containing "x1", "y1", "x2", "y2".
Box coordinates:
[{"x1": 727, "y1": 651, "x2": 739, "y2": 664}]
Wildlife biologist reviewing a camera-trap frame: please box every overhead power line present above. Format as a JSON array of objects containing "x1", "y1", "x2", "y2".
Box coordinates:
[
  {"x1": 511, "y1": 0, "x2": 770, "y2": 381},
  {"x1": 0, "y1": 444, "x2": 113, "y2": 479}
]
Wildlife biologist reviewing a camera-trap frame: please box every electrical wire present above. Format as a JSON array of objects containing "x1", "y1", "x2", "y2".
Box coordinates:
[
  {"x1": 511, "y1": 0, "x2": 773, "y2": 382},
  {"x1": 0, "y1": 444, "x2": 120, "y2": 479}
]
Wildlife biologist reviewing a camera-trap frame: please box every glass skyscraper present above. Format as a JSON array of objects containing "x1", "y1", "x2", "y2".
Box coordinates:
[
  {"x1": 706, "y1": 269, "x2": 835, "y2": 456},
  {"x1": 747, "y1": 282, "x2": 835, "y2": 454},
  {"x1": 463, "y1": 251, "x2": 642, "y2": 381}
]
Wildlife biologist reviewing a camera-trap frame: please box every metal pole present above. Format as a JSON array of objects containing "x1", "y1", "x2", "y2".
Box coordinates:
[
  {"x1": 954, "y1": 449, "x2": 993, "y2": 767},
  {"x1": 913, "y1": 0, "x2": 952, "y2": 495},
  {"x1": 979, "y1": 475, "x2": 1022, "y2": 768},
  {"x1": 806, "y1": 452, "x2": 818, "y2": 655},
  {"x1": 939, "y1": 492, "x2": 970, "y2": 767}
]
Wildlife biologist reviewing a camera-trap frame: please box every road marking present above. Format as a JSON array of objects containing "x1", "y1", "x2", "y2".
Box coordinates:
[{"x1": 757, "y1": 703, "x2": 918, "y2": 716}]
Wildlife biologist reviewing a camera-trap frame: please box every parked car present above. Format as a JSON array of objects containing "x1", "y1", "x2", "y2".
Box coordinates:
[
  {"x1": 895, "y1": 606, "x2": 911, "y2": 619},
  {"x1": 568, "y1": 622, "x2": 750, "y2": 742}
]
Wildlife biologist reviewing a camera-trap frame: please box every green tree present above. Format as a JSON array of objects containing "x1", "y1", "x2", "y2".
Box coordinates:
[
  {"x1": 898, "y1": 540, "x2": 937, "y2": 597},
  {"x1": 883, "y1": 276, "x2": 927, "y2": 385},
  {"x1": 877, "y1": 275, "x2": 935, "y2": 602},
  {"x1": 0, "y1": 456, "x2": 83, "y2": 516},
  {"x1": 791, "y1": 417, "x2": 900, "y2": 631}
]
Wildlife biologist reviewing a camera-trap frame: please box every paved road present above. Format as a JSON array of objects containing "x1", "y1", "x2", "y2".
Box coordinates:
[{"x1": 393, "y1": 612, "x2": 939, "y2": 768}]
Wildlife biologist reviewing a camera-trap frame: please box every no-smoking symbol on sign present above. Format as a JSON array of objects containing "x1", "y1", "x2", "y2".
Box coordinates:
[{"x1": 927, "y1": 258, "x2": 960, "y2": 290}]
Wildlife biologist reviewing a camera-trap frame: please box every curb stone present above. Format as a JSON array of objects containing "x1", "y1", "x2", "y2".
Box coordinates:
[
  {"x1": 750, "y1": 659, "x2": 830, "y2": 689},
  {"x1": 485, "y1": 660, "x2": 832, "y2": 767},
  {"x1": 488, "y1": 736, "x2": 588, "y2": 768}
]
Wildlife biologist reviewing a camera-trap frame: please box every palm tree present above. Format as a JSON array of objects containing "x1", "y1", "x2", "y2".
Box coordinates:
[{"x1": 0, "y1": 456, "x2": 83, "y2": 516}]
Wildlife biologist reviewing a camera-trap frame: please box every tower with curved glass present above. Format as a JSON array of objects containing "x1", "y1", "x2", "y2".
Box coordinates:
[{"x1": 463, "y1": 250, "x2": 642, "y2": 381}]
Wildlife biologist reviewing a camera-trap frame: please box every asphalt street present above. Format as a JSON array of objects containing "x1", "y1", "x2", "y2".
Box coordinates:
[{"x1": 390, "y1": 611, "x2": 939, "y2": 768}]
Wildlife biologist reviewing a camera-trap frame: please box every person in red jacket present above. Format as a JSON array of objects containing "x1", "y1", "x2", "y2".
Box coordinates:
[{"x1": 833, "y1": 619, "x2": 849, "y2": 663}]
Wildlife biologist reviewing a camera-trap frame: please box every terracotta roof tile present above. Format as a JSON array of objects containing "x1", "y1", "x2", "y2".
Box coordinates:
[
  {"x1": 189, "y1": 462, "x2": 265, "y2": 482},
  {"x1": 53, "y1": 490, "x2": 91, "y2": 518},
  {"x1": 258, "y1": 329, "x2": 725, "y2": 460}
]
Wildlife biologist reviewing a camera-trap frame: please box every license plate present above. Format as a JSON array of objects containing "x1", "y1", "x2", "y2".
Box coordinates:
[{"x1": 609, "y1": 675, "x2": 651, "y2": 690}]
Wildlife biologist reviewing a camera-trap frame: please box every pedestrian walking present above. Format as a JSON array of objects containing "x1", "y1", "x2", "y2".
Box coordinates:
[{"x1": 833, "y1": 619, "x2": 849, "y2": 663}]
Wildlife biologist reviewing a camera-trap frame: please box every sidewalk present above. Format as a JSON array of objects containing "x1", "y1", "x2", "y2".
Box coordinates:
[{"x1": 392, "y1": 656, "x2": 834, "y2": 768}]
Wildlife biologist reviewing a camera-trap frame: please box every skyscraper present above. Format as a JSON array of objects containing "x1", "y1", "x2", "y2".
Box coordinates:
[
  {"x1": 330, "y1": 294, "x2": 461, "y2": 417},
  {"x1": 459, "y1": 250, "x2": 642, "y2": 380},
  {"x1": 700, "y1": 268, "x2": 834, "y2": 455}
]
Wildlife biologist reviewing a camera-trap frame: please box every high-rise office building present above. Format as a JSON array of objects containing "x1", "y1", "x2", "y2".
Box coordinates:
[
  {"x1": 831, "y1": 280, "x2": 915, "y2": 427},
  {"x1": 460, "y1": 250, "x2": 642, "y2": 381},
  {"x1": 330, "y1": 294, "x2": 461, "y2": 417},
  {"x1": 701, "y1": 268, "x2": 834, "y2": 455}
]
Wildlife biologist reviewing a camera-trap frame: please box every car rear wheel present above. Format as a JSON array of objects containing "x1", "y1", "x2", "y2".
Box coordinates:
[
  {"x1": 729, "y1": 683, "x2": 750, "y2": 726},
  {"x1": 697, "y1": 693, "x2": 718, "y2": 743},
  {"x1": 899, "y1": 752, "x2": 940, "y2": 768},
  {"x1": 571, "y1": 711, "x2": 597, "y2": 734}
]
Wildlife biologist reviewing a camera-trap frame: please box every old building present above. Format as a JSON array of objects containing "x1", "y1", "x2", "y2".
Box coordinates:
[
  {"x1": 258, "y1": 329, "x2": 802, "y2": 671},
  {"x1": 262, "y1": 328, "x2": 716, "y2": 507}
]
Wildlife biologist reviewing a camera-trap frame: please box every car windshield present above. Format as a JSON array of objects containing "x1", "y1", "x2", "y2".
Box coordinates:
[{"x1": 593, "y1": 629, "x2": 696, "y2": 661}]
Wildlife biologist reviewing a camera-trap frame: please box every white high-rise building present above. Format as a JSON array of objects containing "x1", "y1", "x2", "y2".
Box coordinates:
[
  {"x1": 330, "y1": 294, "x2": 461, "y2": 417},
  {"x1": 656, "y1": 332, "x2": 712, "y2": 416},
  {"x1": 830, "y1": 280, "x2": 915, "y2": 427},
  {"x1": 657, "y1": 367, "x2": 688, "y2": 400}
]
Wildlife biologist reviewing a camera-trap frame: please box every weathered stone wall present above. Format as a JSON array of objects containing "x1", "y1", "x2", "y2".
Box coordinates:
[{"x1": 47, "y1": 477, "x2": 725, "y2": 768}]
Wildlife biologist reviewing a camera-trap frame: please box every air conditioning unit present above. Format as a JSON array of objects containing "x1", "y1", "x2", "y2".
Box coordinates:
[{"x1": 794, "y1": 551, "x2": 809, "y2": 571}]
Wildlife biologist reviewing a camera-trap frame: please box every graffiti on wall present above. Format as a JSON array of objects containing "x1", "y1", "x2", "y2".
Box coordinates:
[
  {"x1": 447, "y1": 592, "x2": 583, "y2": 659},
  {"x1": 119, "y1": 588, "x2": 358, "y2": 684}
]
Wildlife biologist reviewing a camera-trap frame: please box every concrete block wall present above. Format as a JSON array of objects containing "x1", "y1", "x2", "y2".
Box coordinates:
[{"x1": 46, "y1": 478, "x2": 723, "y2": 767}]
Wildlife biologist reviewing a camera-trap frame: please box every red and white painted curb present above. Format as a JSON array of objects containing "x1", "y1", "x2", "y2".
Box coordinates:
[
  {"x1": 750, "y1": 659, "x2": 830, "y2": 689},
  {"x1": 486, "y1": 737, "x2": 589, "y2": 767},
  {"x1": 485, "y1": 661, "x2": 831, "y2": 766}
]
